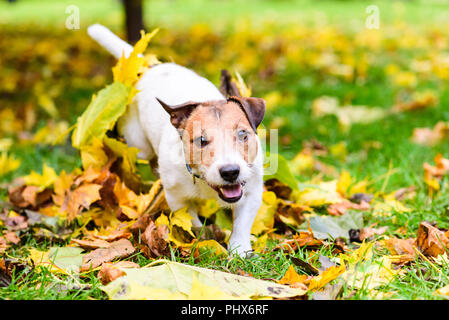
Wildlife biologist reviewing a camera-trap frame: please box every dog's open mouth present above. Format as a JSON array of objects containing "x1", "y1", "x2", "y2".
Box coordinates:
[{"x1": 210, "y1": 183, "x2": 243, "y2": 203}]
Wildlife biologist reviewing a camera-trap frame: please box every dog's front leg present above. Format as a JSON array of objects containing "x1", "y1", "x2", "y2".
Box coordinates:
[{"x1": 228, "y1": 181, "x2": 263, "y2": 257}]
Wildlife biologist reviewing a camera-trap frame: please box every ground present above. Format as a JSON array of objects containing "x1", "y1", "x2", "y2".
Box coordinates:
[{"x1": 1, "y1": 0, "x2": 449, "y2": 300}]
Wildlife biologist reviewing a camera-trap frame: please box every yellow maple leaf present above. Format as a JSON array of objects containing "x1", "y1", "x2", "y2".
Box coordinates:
[
  {"x1": 0, "y1": 152, "x2": 20, "y2": 177},
  {"x1": 434, "y1": 285, "x2": 449, "y2": 297},
  {"x1": 155, "y1": 213, "x2": 170, "y2": 227},
  {"x1": 80, "y1": 137, "x2": 108, "y2": 170},
  {"x1": 197, "y1": 199, "x2": 220, "y2": 219},
  {"x1": 295, "y1": 180, "x2": 344, "y2": 207},
  {"x1": 336, "y1": 170, "x2": 351, "y2": 196},
  {"x1": 195, "y1": 240, "x2": 228, "y2": 257},
  {"x1": 308, "y1": 265, "x2": 345, "y2": 291},
  {"x1": 112, "y1": 28, "x2": 159, "y2": 87},
  {"x1": 188, "y1": 276, "x2": 239, "y2": 300},
  {"x1": 251, "y1": 191, "x2": 277, "y2": 235},
  {"x1": 278, "y1": 265, "x2": 308, "y2": 285},
  {"x1": 170, "y1": 207, "x2": 195, "y2": 237},
  {"x1": 23, "y1": 164, "x2": 58, "y2": 190}
]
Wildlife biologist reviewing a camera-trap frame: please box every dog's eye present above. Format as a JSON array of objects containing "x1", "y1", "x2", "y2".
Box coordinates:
[
  {"x1": 237, "y1": 130, "x2": 248, "y2": 142},
  {"x1": 194, "y1": 136, "x2": 209, "y2": 148}
]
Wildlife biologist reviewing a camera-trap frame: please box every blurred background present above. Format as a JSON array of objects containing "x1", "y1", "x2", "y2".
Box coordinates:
[{"x1": 1, "y1": 0, "x2": 449, "y2": 193}]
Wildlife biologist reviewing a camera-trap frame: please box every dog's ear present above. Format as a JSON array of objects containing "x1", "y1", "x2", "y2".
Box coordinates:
[
  {"x1": 156, "y1": 98, "x2": 200, "y2": 129},
  {"x1": 228, "y1": 96, "x2": 266, "y2": 132},
  {"x1": 219, "y1": 69, "x2": 241, "y2": 98}
]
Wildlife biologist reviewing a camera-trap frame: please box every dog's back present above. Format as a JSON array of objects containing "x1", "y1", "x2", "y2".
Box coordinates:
[
  {"x1": 88, "y1": 24, "x2": 224, "y2": 159},
  {"x1": 131, "y1": 63, "x2": 224, "y2": 156}
]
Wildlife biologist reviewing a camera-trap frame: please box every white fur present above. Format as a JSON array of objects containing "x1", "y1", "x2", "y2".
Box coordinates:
[{"x1": 88, "y1": 24, "x2": 264, "y2": 256}]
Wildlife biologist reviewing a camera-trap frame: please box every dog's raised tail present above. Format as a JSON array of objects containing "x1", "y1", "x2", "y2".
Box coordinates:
[{"x1": 87, "y1": 24, "x2": 134, "y2": 60}]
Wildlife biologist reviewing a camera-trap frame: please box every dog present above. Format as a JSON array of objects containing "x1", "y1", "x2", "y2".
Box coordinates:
[{"x1": 87, "y1": 24, "x2": 266, "y2": 256}]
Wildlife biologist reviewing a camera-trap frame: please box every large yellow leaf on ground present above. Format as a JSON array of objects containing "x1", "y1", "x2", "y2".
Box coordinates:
[{"x1": 101, "y1": 260, "x2": 307, "y2": 300}]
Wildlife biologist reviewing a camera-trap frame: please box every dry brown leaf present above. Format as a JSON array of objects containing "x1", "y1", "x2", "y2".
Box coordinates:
[
  {"x1": 140, "y1": 220, "x2": 170, "y2": 258},
  {"x1": 276, "y1": 199, "x2": 308, "y2": 225},
  {"x1": 114, "y1": 181, "x2": 154, "y2": 219},
  {"x1": 98, "y1": 261, "x2": 139, "y2": 285},
  {"x1": 382, "y1": 237, "x2": 415, "y2": 265},
  {"x1": 80, "y1": 238, "x2": 135, "y2": 272},
  {"x1": 0, "y1": 237, "x2": 7, "y2": 253},
  {"x1": 278, "y1": 265, "x2": 308, "y2": 286},
  {"x1": 86, "y1": 228, "x2": 132, "y2": 242},
  {"x1": 394, "y1": 186, "x2": 417, "y2": 201},
  {"x1": 8, "y1": 185, "x2": 52, "y2": 209},
  {"x1": 273, "y1": 232, "x2": 323, "y2": 253},
  {"x1": 327, "y1": 200, "x2": 370, "y2": 216},
  {"x1": 4, "y1": 215, "x2": 28, "y2": 231},
  {"x1": 4, "y1": 231, "x2": 20, "y2": 245},
  {"x1": 71, "y1": 238, "x2": 111, "y2": 250},
  {"x1": 63, "y1": 183, "x2": 102, "y2": 221},
  {"x1": 358, "y1": 226, "x2": 388, "y2": 242},
  {"x1": 393, "y1": 91, "x2": 438, "y2": 112},
  {"x1": 424, "y1": 153, "x2": 449, "y2": 180},
  {"x1": 130, "y1": 213, "x2": 152, "y2": 237},
  {"x1": 416, "y1": 221, "x2": 449, "y2": 257},
  {"x1": 265, "y1": 178, "x2": 292, "y2": 200},
  {"x1": 411, "y1": 122, "x2": 449, "y2": 146}
]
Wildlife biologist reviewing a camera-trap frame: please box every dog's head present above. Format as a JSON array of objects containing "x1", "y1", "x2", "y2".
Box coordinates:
[{"x1": 157, "y1": 96, "x2": 265, "y2": 203}]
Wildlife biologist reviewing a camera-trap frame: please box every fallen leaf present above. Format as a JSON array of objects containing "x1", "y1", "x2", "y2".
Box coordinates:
[
  {"x1": 98, "y1": 261, "x2": 139, "y2": 285},
  {"x1": 298, "y1": 211, "x2": 364, "y2": 240},
  {"x1": 274, "y1": 232, "x2": 323, "y2": 253},
  {"x1": 71, "y1": 238, "x2": 112, "y2": 250},
  {"x1": 251, "y1": 191, "x2": 277, "y2": 235},
  {"x1": 0, "y1": 152, "x2": 21, "y2": 177},
  {"x1": 140, "y1": 220, "x2": 170, "y2": 258},
  {"x1": 308, "y1": 265, "x2": 345, "y2": 291},
  {"x1": 101, "y1": 260, "x2": 307, "y2": 300},
  {"x1": 63, "y1": 183, "x2": 102, "y2": 221},
  {"x1": 276, "y1": 199, "x2": 309, "y2": 227},
  {"x1": 29, "y1": 247, "x2": 84, "y2": 273},
  {"x1": 81, "y1": 238, "x2": 136, "y2": 272},
  {"x1": 3, "y1": 215, "x2": 28, "y2": 231},
  {"x1": 434, "y1": 285, "x2": 449, "y2": 297},
  {"x1": 71, "y1": 82, "x2": 131, "y2": 148},
  {"x1": 295, "y1": 180, "x2": 344, "y2": 207},
  {"x1": 327, "y1": 200, "x2": 370, "y2": 216},
  {"x1": 381, "y1": 237, "x2": 415, "y2": 265},
  {"x1": 416, "y1": 221, "x2": 449, "y2": 257},
  {"x1": 411, "y1": 121, "x2": 449, "y2": 146},
  {"x1": 23, "y1": 164, "x2": 58, "y2": 190},
  {"x1": 278, "y1": 265, "x2": 308, "y2": 285},
  {"x1": 264, "y1": 179, "x2": 292, "y2": 200},
  {"x1": 350, "y1": 226, "x2": 388, "y2": 242},
  {"x1": 0, "y1": 237, "x2": 8, "y2": 254},
  {"x1": 4, "y1": 231, "x2": 20, "y2": 245},
  {"x1": 193, "y1": 240, "x2": 228, "y2": 258}
]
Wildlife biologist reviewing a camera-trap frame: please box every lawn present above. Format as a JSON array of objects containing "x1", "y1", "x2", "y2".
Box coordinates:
[{"x1": 1, "y1": 0, "x2": 449, "y2": 300}]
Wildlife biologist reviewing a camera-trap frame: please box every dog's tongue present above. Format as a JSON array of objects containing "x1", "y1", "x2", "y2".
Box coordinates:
[{"x1": 220, "y1": 184, "x2": 242, "y2": 199}]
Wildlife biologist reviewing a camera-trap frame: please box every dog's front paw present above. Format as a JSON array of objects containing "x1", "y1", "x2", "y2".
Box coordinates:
[{"x1": 228, "y1": 240, "x2": 253, "y2": 258}]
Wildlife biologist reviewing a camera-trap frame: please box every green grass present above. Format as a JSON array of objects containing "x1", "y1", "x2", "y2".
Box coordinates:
[
  {"x1": 2, "y1": 0, "x2": 449, "y2": 31},
  {"x1": 2, "y1": 0, "x2": 449, "y2": 300}
]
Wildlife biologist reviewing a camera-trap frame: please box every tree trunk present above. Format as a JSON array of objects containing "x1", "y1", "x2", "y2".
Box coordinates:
[{"x1": 123, "y1": 0, "x2": 145, "y2": 44}]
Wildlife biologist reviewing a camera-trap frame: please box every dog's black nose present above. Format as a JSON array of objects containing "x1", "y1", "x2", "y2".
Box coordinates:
[{"x1": 219, "y1": 164, "x2": 240, "y2": 182}]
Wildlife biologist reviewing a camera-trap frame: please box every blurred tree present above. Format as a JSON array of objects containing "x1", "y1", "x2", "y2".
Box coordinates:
[{"x1": 123, "y1": 0, "x2": 145, "y2": 43}]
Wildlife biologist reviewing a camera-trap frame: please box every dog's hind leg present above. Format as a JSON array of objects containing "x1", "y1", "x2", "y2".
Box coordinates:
[{"x1": 117, "y1": 102, "x2": 155, "y2": 160}]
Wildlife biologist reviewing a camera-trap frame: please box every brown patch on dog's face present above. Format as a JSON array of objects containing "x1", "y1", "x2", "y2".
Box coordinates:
[{"x1": 180, "y1": 100, "x2": 258, "y2": 170}]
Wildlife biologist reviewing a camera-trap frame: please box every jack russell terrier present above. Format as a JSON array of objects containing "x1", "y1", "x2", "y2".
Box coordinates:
[{"x1": 87, "y1": 24, "x2": 266, "y2": 256}]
